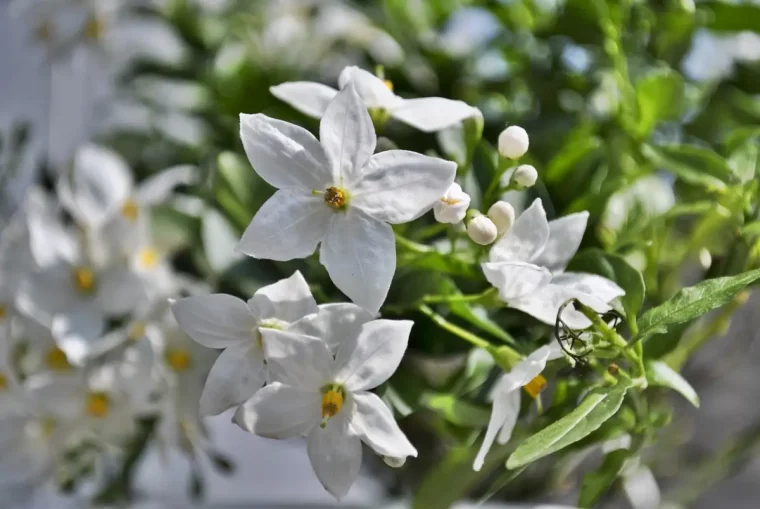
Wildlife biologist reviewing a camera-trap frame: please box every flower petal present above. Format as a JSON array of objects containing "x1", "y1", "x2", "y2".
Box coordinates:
[
  {"x1": 51, "y1": 305, "x2": 106, "y2": 364},
  {"x1": 171, "y1": 294, "x2": 257, "y2": 348},
  {"x1": 335, "y1": 319, "x2": 412, "y2": 392},
  {"x1": 482, "y1": 261, "x2": 552, "y2": 301},
  {"x1": 531, "y1": 212, "x2": 589, "y2": 273},
  {"x1": 350, "y1": 391, "x2": 417, "y2": 458},
  {"x1": 489, "y1": 198, "x2": 549, "y2": 264},
  {"x1": 260, "y1": 329, "x2": 333, "y2": 389},
  {"x1": 320, "y1": 210, "x2": 395, "y2": 313},
  {"x1": 233, "y1": 382, "x2": 318, "y2": 439},
  {"x1": 351, "y1": 150, "x2": 457, "y2": 224},
  {"x1": 552, "y1": 272, "x2": 625, "y2": 303},
  {"x1": 239, "y1": 113, "x2": 332, "y2": 190},
  {"x1": 496, "y1": 389, "x2": 521, "y2": 445},
  {"x1": 473, "y1": 386, "x2": 520, "y2": 471},
  {"x1": 248, "y1": 270, "x2": 318, "y2": 323},
  {"x1": 391, "y1": 98, "x2": 478, "y2": 132},
  {"x1": 237, "y1": 189, "x2": 331, "y2": 261},
  {"x1": 135, "y1": 165, "x2": 198, "y2": 205},
  {"x1": 96, "y1": 268, "x2": 146, "y2": 315},
  {"x1": 508, "y1": 284, "x2": 610, "y2": 329},
  {"x1": 337, "y1": 66, "x2": 402, "y2": 109},
  {"x1": 290, "y1": 303, "x2": 376, "y2": 353},
  {"x1": 307, "y1": 415, "x2": 362, "y2": 500},
  {"x1": 319, "y1": 83, "x2": 376, "y2": 187},
  {"x1": 270, "y1": 82, "x2": 339, "y2": 118},
  {"x1": 200, "y1": 342, "x2": 266, "y2": 416}
]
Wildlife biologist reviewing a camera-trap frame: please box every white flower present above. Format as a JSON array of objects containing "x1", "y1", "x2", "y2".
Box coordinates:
[
  {"x1": 498, "y1": 125, "x2": 529, "y2": 159},
  {"x1": 467, "y1": 215, "x2": 498, "y2": 245},
  {"x1": 171, "y1": 271, "x2": 318, "y2": 416},
  {"x1": 513, "y1": 164, "x2": 538, "y2": 188},
  {"x1": 271, "y1": 66, "x2": 479, "y2": 132},
  {"x1": 487, "y1": 201, "x2": 516, "y2": 235},
  {"x1": 237, "y1": 84, "x2": 456, "y2": 312},
  {"x1": 433, "y1": 183, "x2": 471, "y2": 224},
  {"x1": 473, "y1": 343, "x2": 564, "y2": 471},
  {"x1": 234, "y1": 313, "x2": 417, "y2": 500},
  {"x1": 483, "y1": 199, "x2": 624, "y2": 329}
]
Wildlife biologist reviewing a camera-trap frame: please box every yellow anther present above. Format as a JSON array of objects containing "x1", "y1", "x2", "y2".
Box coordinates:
[
  {"x1": 320, "y1": 388, "x2": 344, "y2": 427},
  {"x1": 121, "y1": 198, "x2": 139, "y2": 222},
  {"x1": 440, "y1": 197, "x2": 461, "y2": 205},
  {"x1": 166, "y1": 348, "x2": 192, "y2": 372},
  {"x1": 523, "y1": 374, "x2": 547, "y2": 399},
  {"x1": 0, "y1": 373, "x2": 8, "y2": 391},
  {"x1": 72, "y1": 266, "x2": 96, "y2": 294},
  {"x1": 45, "y1": 346, "x2": 72, "y2": 372},
  {"x1": 384, "y1": 79, "x2": 394, "y2": 91},
  {"x1": 84, "y1": 15, "x2": 105, "y2": 41},
  {"x1": 128, "y1": 322, "x2": 147, "y2": 341},
  {"x1": 137, "y1": 247, "x2": 159, "y2": 269},
  {"x1": 86, "y1": 392, "x2": 110, "y2": 418},
  {"x1": 324, "y1": 187, "x2": 347, "y2": 209},
  {"x1": 0, "y1": 304, "x2": 7, "y2": 320}
]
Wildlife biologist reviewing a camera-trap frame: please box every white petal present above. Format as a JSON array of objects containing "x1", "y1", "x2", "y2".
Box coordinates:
[
  {"x1": 473, "y1": 386, "x2": 519, "y2": 471},
  {"x1": 248, "y1": 270, "x2": 318, "y2": 323},
  {"x1": 508, "y1": 284, "x2": 610, "y2": 329},
  {"x1": 270, "y1": 82, "x2": 339, "y2": 118},
  {"x1": 496, "y1": 389, "x2": 521, "y2": 445},
  {"x1": 239, "y1": 113, "x2": 332, "y2": 190},
  {"x1": 233, "y1": 382, "x2": 318, "y2": 439},
  {"x1": 320, "y1": 210, "x2": 395, "y2": 313},
  {"x1": 335, "y1": 319, "x2": 412, "y2": 392},
  {"x1": 290, "y1": 303, "x2": 376, "y2": 353},
  {"x1": 489, "y1": 198, "x2": 550, "y2": 264},
  {"x1": 171, "y1": 294, "x2": 257, "y2": 348},
  {"x1": 337, "y1": 66, "x2": 402, "y2": 109},
  {"x1": 307, "y1": 415, "x2": 362, "y2": 500},
  {"x1": 236, "y1": 189, "x2": 331, "y2": 261},
  {"x1": 433, "y1": 182, "x2": 471, "y2": 224},
  {"x1": 350, "y1": 391, "x2": 416, "y2": 458},
  {"x1": 96, "y1": 269, "x2": 146, "y2": 315},
  {"x1": 200, "y1": 342, "x2": 266, "y2": 416},
  {"x1": 505, "y1": 344, "x2": 564, "y2": 391},
  {"x1": 391, "y1": 98, "x2": 478, "y2": 132},
  {"x1": 51, "y1": 306, "x2": 105, "y2": 364},
  {"x1": 351, "y1": 150, "x2": 457, "y2": 224},
  {"x1": 260, "y1": 329, "x2": 333, "y2": 389},
  {"x1": 482, "y1": 261, "x2": 552, "y2": 301},
  {"x1": 319, "y1": 83, "x2": 376, "y2": 187},
  {"x1": 552, "y1": 272, "x2": 625, "y2": 304},
  {"x1": 531, "y1": 212, "x2": 589, "y2": 273},
  {"x1": 135, "y1": 165, "x2": 198, "y2": 205},
  {"x1": 68, "y1": 145, "x2": 133, "y2": 226}
]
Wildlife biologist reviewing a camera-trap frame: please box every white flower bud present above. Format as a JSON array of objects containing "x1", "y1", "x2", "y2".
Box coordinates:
[
  {"x1": 487, "y1": 201, "x2": 515, "y2": 235},
  {"x1": 513, "y1": 164, "x2": 538, "y2": 188},
  {"x1": 466, "y1": 215, "x2": 498, "y2": 245},
  {"x1": 383, "y1": 456, "x2": 407, "y2": 468},
  {"x1": 433, "y1": 183, "x2": 471, "y2": 224},
  {"x1": 497, "y1": 125, "x2": 529, "y2": 159}
]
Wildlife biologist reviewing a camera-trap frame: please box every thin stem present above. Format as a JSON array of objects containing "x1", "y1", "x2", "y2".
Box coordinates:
[
  {"x1": 418, "y1": 304, "x2": 491, "y2": 350},
  {"x1": 421, "y1": 288, "x2": 497, "y2": 305},
  {"x1": 395, "y1": 233, "x2": 433, "y2": 254}
]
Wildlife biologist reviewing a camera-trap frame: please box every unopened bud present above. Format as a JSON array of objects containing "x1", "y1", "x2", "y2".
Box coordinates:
[
  {"x1": 433, "y1": 183, "x2": 471, "y2": 224},
  {"x1": 513, "y1": 164, "x2": 538, "y2": 188},
  {"x1": 487, "y1": 201, "x2": 515, "y2": 235},
  {"x1": 466, "y1": 214, "x2": 498, "y2": 245},
  {"x1": 498, "y1": 125, "x2": 529, "y2": 159},
  {"x1": 383, "y1": 456, "x2": 407, "y2": 468}
]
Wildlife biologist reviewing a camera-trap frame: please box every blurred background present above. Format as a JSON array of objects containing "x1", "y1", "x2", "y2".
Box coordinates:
[{"x1": 2, "y1": 0, "x2": 760, "y2": 508}]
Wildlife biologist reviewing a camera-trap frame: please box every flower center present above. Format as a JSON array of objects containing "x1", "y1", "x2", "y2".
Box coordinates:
[
  {"x1": 166, "y1": 348, "x2": 192, "y2": 372},
  {"x1": 72, "y1": 266, "x2": 97, "y2": 295},
  {"x1": 121, "y1": 198, "x2": 139, "y2": 222},
  {"x1": 0, "y1": 303, "x2": 7, "y2": 320},
  {"x1": 128, "y1": 322, "x2": 147, "y2": 341},
  {"x1": 255, "y1": 320, "x2": 286, "y2": 349},
  {"x1": 45, "y1": 346, "x2": 72, "y2": 372},
  {"x1": 137, "y1": 247, "x2": 160, "y2": 269},
  {"x1": 84, "y1": 15, "x2": 105, "y2": 41},
  {"x1": 0, "y1": 373, "x2": 8, "y2": 391},
  {"x1": 523, "y1": 374, "x2": 547, "y2": 399},
  {"x1": 383, "y1": 79, "x2": 394, "y2": 91},
  {"x1": 35, "y1": 20, "x2": 55, "y2": 42},
  {"x1": 86, "y1": 392, "x2": 110, "y2": 418},
  {"x1": 320, "y1": 385, "x2": 345, "y2": 427},
  {"x1": 323, "y1": 186, "x2": 347, "y2": 209},
  {"x1": 440, "y1": 197, "x2": 460, "y2": 206}
]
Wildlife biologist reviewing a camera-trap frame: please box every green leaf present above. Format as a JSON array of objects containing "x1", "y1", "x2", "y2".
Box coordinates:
[
  {"x1": 507, "y1": 381, "x2": 631, "y2": 469},
  {"x1": 544, "y1": 135, "x2": 602, "y2": 184},
  {"x1": 635, "y1": 269, "x2": 760, "y2": 341},
  {"x1": 634, "y1": 69, "x2": 685, "y2": 138},
  {"x1": 701, "y1": 2, "x2": 760, "y2": 33},
  {"x1": 567, "y1": 249, "x2": 646, "y2": 319},
  {"x1": 727, "y1": 135, "x2": 759, "y2": 184},
  {"x1": 578, "y1": 448, "x2": 631, "y2": 508},
  {"x1": 641, "y1": 144, "x2": 732, "y2": 191},
  {"x1": 420, "y1": 392, "x2": 491, "y2": 428},
  {"x1": 217, "y1": 151, "x2": 257, "y2": 207},
  {"x1": 646, "y1": 360, "x2": 700, "y2": 407}
]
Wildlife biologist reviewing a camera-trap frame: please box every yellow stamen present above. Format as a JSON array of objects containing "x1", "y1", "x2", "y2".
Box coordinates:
[
  {"x1": 0, "y1": 373, "x2": 8, "y2": 391},
  {"x1": 320, "y1": 388, "x2": 344, "y2": 427},
  {"x1": 84, "y1": 15, "x2": 105, "y2": 41},
  {"x1": 35, "y1": 21, "x2": 55, "y2": 43},
  {"x1": 86, "y1": 392, "x2": 110, "y2": 418},
  {"x1": 523, "y1": 374, "x2": 547, "y2": 399},
  {"x1": 166, "y1": 348, "x2": 192, "y2": 372},
  {"x1": 137, "y1": 247, "x2": 159, "y2": 269},
  {"x1": 384, "y1": 79, "x2": 394, "y2": 91},
  {"x1": 72, "y1": 266, "x2": 96, "y2": 295},
  {"x1": 324, "y1": 187, "x2": 347, "y2": 209},
  {"x1": 121, "y1": 198, "x2": 139, "y2": 222},
  {"x1": 128, "y1": 322, "x2": 146, "y2": 341},
  {"x1": 0, "y1": 304, "x2": 7, "y2": 320},
  {"x1": 45, "y1": 346, "x2": 72, "y2": 372},
  {"x1": 440, "y1": 197, "x2": 460, "y2": 205}
]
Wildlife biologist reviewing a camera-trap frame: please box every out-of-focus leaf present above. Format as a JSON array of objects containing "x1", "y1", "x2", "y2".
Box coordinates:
[
  {"x1": 397, "y1": 250, "x2": 480, "y2": 279},
  {"x1": 217, "y1": 151, "x2": 257, "y2": 207},
  {"x1": 634, "y1": 69, "x2": 685, "y2": 138},
  {"x1": 420, "y1": 392, "x2": 491, "y2": 428},
  {"x1": 700, "y1": 2, "x2": 760, "y2": 33},
  {"x1": 544, "y1": 135, "x2": 602, "y2": 184},
  {"x1": 727, "y1": 135, "x2": 759, "y2": 184},
  {"x1": 201, "y1": 208, "x2": 243, "y2": 273},
  {"x1": 641, "y1": 144, "x2": 732, "y2": 191},
  {"x1": 578, "y1": 448, "x2": 631, "y2": 508},
  {"x1": 646, "y1": 360, "x2": 700, "y2": 407}
]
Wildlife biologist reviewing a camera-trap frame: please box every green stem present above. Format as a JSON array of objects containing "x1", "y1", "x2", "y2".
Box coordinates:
[
  {"x1": 395, "y1": 233, "x2": 433, "y2": 254},
  {"x1": 421, "y1": 288, "x2": 497, "y2": 306}
]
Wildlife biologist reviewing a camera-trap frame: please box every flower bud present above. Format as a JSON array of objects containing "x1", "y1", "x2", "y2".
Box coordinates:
[
  {"x1": 513, "y1": 164, "x2": 538, "y2": 188},
  {"x1": 383, "y1": 456, "x2": 407, "y2": 468},
  {"x1": 433, "y1": 183, "x2": 471, "y2": 224},
  {"x1": 466, "y1": 214, "x2": 498, "y2": 245},
  {"x1": 497, "y1": 125, "x2": 529, "y2": 159},
  {"x1": 487, "y1": 201, "x2": 515, "y2": 235}
]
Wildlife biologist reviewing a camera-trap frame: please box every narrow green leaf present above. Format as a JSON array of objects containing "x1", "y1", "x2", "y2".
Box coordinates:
[
  {"x1": 701, "y1": 2, "x2": 760, "y2": 33},
  {"x1": 449, "y1": 302, "x2": 515, "y2": 344},
  {"x1": 727, "y1": 135, "x2": 759, "y2": 184},
  {"x1": 544, "y1": 135, "x2": 602, "y2": 184},
  {"x1": 646, "y1": 360, "x2": 700, "y2": 407},
  {"x1": 507, "y1": 381, "x2": 631, "y2": 469},
  {"x1": 420, "y1": 392, "x2": 491, "y2": 428},
  {"x1": 634, "y1": 70, "x2": 684, "y2": 138},
  {"x1": 635, "y1": 269, "x2": 760, "y2": 341},
  {"x1": 578, "y1": 448, "x2": 631, "y2": 508},
  {"x1": 641, "y1": 144, "x2": 732, "y2": 191}
]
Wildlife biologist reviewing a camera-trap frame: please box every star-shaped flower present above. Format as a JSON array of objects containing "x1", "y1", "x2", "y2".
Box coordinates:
[{"x1": 237, "y1": 83, "x2": 456, "y2": 312}]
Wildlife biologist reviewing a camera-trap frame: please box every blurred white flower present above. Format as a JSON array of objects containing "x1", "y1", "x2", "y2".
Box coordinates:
[
  {"x1": 433, "y1": 183, "x2": 471, "y2": 224},
  {"x1": 235, "y1": 314, "x2": 416, "y2": 500},
  {"x1": 237, "y1": 84, "x2": 456, "y2": 312},
  {"x1": 271, "y1": 66, "x2": 479, "y2": 132}
]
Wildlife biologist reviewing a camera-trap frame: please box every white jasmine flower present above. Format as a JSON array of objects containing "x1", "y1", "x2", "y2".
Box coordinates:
[
  {"x1": 433, "y1": 183, "x2": 471, "y2": 224},
  {"x1": 234, "y1": 316, "x2": 417, "y2": 500},
  {"x1": 171, "y1": 271, "x2": 318, "y2": 416},
  {"x1": 271, "y1": 66, "x2": 479, "y2": 132},
  {"x1": 237, "y1": 84, "x2": 456, "y2": 312},
  {"x1": 473, "y1": 343, "x2": 564, "y2": 471},
  {"x1": 467, "y1": 214, "x2": 498, "y2": 245},
  {"x1": 513, "y1": 164, "x2": 538, "y2": 188},
  {"x1": 487, "y1": 200, "x2": 516, "y2": 235},
  {"x1": 498, "y1": 125, "x2": 529, "y2": 159},
  {"x1": 483, "y1": 199, "x2": 624, "y2": 328}
]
